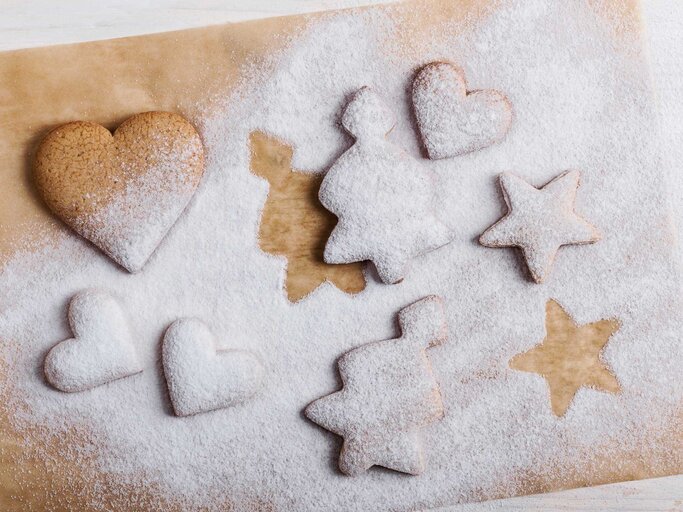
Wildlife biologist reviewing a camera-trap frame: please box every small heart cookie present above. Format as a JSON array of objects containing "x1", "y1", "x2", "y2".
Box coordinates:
[
  {"x1": 44, "y1": 290, "x2": 143, "y2": 393},
  {"x1": 162, "y1": 318, "x2": 265, "y2": 417},
  {"x1": 34, "y1": 111, "x2": 205, "y2": 273},
  {"x1": 412, "y1": 62, "x2": 512, "y2": 159}
]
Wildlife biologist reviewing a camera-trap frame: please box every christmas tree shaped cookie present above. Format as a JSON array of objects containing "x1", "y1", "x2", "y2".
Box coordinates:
[
  {"x1": 305, "y1": 296, "x2": 447, "y2": 476},
  {"x1": 319, "y1": 87, "x2": 454, "y2": 284}
]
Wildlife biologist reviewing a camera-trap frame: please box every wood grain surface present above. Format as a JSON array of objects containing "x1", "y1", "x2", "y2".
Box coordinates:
[{"x1": 1, "y1": 1, "x2": 682, "y2": 510}]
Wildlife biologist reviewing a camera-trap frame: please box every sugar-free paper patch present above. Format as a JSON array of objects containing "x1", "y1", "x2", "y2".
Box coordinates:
[
  {"x1": 250, "y1": 131, "x2": 366, "y2": 301},
  {"x1": 319, "y1": 87, "x2": 454, "y2": 284},
  {"x1": 34, "y1": 111, "x2": 205, "y2": 273},
  {"x1": 305, "y1": 296, "x2": 447, "y2": 476},
  {"x1": 510, "y1": 299, "x2": 621, "y2": 417},
  {"x1": 412, "y1": 61, "x2": 512, "y2": 159},
  {"x1": 479, "y1": 170, "x2": 601, "y2": 283},
  {"x1": 162, "y1": 318, "x2": 265, "y2": 417},
  {"x1": 44, "y1": 290, "x2": 143, "y2": 393}
]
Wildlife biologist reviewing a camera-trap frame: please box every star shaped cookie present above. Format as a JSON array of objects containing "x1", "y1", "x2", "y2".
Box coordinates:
[
  {"x1": 510, "y1": 299, "x2": 620, "y2": 416},
  {"x1": 479, "y1": 170, "x2": 600, "y2": 283}
]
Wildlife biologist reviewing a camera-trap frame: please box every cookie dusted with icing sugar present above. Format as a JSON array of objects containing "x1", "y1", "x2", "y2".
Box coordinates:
[
  {"x1": 305, "y1": 296, "x2": 447, "y2": 476},
  {"x1": 319, "y1": 87, "x2": 454, "y2": 284},
  {"x1": 479, "y1": 170, "x2": 601, "y2": 283},
  {"x1": 44, "y1": 290, "x2": 143, "y2": 393},
  {"x1": 162, "y1": 318, "x2": 265, "y2": 417},
  {"x1": 412, "y1": 61, "x2": 512, "y2": 159},
  {"x1": 34, "y1": 111, "x2": 205, "y2": 273}
]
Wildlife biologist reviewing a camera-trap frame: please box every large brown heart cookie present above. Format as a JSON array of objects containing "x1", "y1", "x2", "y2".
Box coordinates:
[
  {"x1": 412, "y1": 61, "x2": 512, "y2": 159},
  {"x1": 34, "y1": 111, "x2": 205, "y2": 272}
]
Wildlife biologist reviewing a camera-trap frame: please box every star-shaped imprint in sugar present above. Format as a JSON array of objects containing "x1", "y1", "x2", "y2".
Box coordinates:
[
  {"x1": 305, "y1": 296, "x2": 447, "y2": 476},
  {"x1": 479, "y1": 170, "x2": 600, "y2": 283},
  {"x1": 510, "y1": 299, "x2": 620, "y2": 416}
]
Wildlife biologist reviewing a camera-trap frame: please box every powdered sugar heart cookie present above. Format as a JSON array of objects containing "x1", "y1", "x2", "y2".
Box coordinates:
[
  {"x1": 412, "y1": 62, "x2": 512, "y2": 159},
  {"x1": 44, "y1": 290, "x2": 143, "y2": 393},
  {"x1": 34, "y1": 111, "x2": 205, "y2": 273},
  {"x1": 162, "y1": 318, "x2": 265, "y2": 417}
]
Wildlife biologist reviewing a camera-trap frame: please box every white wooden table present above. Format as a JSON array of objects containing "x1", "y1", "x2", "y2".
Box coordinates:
[{"x1": 2, "y1": 1, "x2": 682, "y2": 510}]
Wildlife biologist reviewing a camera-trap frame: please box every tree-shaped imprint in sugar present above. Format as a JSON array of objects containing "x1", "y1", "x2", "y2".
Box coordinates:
[
  {"x1": 319, "y1": 87, "x2": 454, "y2": 284},
  {"x1": 305, "y1": 296, "x2": 447, "y2": 476}
]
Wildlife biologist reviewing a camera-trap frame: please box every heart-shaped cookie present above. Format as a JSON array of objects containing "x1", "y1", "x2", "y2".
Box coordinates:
[
  {"x1": 162, "y1": 318, "x2": 265, "y2": 417},
  {"x1": 412, "y1": 62, "x2": 512, "y2": 159},
  {"x1": 34, "y1": 111, "x2": 205, "y2": 273},
  {"x1": 44, "y1": 290, "x2": 143, "y2": 392}
]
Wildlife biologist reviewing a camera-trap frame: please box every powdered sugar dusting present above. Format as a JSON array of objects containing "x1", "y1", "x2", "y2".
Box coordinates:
[
  {"x1": 82, "y1": 137, "x2": 204, "y2": 273},
  {"x1": 0, "y1": 1, "x2": 682, "y2": 510}
]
